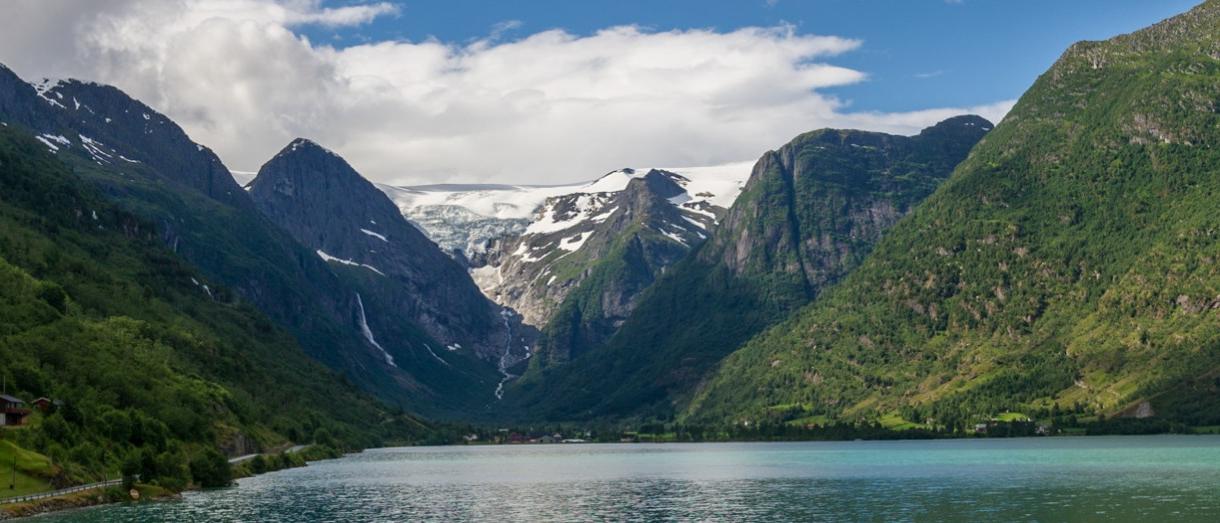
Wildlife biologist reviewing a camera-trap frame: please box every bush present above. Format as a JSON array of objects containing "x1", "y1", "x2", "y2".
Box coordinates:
[
  {"x1": 120, "y1": 452, "x2": 142, "y2": 490},
  {"x1": 154, "y1": 450, "x2": 190, "y2": 491},
  {"x1": 250, "y1": 454, "x2": 267, "y2": 475},
  {"x1": 189, "y1": 448, "x2": 231, "y2": 488}
]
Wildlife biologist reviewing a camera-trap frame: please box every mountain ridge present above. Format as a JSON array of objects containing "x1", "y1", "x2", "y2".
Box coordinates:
[
  {"x1": 506, "y1": 115, "x2": 992, "y2": 420},
  {"x1": 0, "y1": 64, "x2": 494, "y2": 419},
  {"x1": 0, "y1": 123, "x2": 430, "y2": 489},
  {"x1": 685, "y1": 0, "x2": 1220, "y2": 428},
  {"x1": 249, "y1": 137, "x2": 532, "y2": 414}
]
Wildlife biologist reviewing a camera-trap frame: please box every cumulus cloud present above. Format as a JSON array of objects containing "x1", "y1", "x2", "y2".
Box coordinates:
[{"x1": 0, "y1": 0, "x2": 1012, "y2": 185}]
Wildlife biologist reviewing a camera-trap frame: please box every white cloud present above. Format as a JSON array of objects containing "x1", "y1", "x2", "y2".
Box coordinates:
[
  {"x1": 487, "y1": 19, "x2": 523, "y2": 42},
  {"x1": 286, "y1": 2, "x2": 398, "y2": 27},
  {"x1": 0, "y1": 0, "x2": 1012, "y2": 185}
]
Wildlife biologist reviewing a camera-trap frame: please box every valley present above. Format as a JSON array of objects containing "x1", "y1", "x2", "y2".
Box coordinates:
[{"x1": 2, "y1": 1, "x2": 1220, "y2": 519}]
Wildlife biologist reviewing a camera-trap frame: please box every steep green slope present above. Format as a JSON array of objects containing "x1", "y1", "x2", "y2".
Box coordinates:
[
  {"x1": 0, "y1": 128, "x2": 428, "y2": 488},
  {"x1": 510, "y1": 117, "x2": 989, "y2": 420},
  {"x1": 688, "y1": 1, "x2": 1220, "y2": 429},
  {"x1": 0, "y1": 67, "x2": 449, "y2": 414}
]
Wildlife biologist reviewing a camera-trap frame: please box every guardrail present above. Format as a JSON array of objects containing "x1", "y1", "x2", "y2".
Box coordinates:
[
  {"x1": 0, "y1": 478, "x2": 123, "y2": 505},
  {"x1": 228, "y1": 444, "x2": 312, "y2": 464}
]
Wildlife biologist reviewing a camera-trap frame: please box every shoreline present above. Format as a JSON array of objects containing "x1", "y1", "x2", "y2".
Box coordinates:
[
  {"x1": 430, "y1": 417, "x2": 1219, "y2": 446},
  {"x1": 0, "y1": 484, "x2": 177, "y2": 521},
  {"x1": 0, "y1": 445, "x2": 335, "y2": 521},
  {"x1": 422, "y1": 428, "x2": 1220, "y2": 447}
]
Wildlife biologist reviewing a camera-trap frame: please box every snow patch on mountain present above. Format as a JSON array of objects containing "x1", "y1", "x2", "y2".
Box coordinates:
[
  {"x1": 379, "y1": 161, "x2": 752, "y2": 256},
  {"x1": 316, "y1": 249, "x2": 385, "y2": 276},
  {"x1": 35, "y1": 134, "x2": 66, "y2": 153},
  {"x1": 558, "y1": 231, "x2": 593, "y2": 252},
  {"x1": 525, "y1": 193, "x2": 616, "y2": 235},
  {"x1": 360, "y1": 228, "x2": 388, "y2": 242}
]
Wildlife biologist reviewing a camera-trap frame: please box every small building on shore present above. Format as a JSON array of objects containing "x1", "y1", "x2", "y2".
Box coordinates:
[{"x1": 0, "y1": 394, "x2": 30, "y2": 426}]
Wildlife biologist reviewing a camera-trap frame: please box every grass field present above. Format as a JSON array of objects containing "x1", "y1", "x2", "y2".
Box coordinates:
[{"x1": 0, "y1": 439, "x2": 56, "y2": 498}]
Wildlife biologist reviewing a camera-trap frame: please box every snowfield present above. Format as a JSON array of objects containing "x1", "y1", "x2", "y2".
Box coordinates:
[{"x1": 375, "y1": 162, "x2": 753, "y2": 255}]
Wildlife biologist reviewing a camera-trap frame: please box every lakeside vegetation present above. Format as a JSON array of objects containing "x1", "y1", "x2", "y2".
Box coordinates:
[{"x1": 427, "y1": 411, "x2": 1213, "y2": 446}]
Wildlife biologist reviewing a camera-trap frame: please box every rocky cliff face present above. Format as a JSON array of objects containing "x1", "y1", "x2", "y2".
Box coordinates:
[
  {"x1": 249, "y1": 139, "x2": 531, "y2": 366},
  {"x1": 709, "y1": 115, "x2": 994, "y2": 295},
  {"x1": 508, "y1": 116, "x2": 991, "y2": 420}
]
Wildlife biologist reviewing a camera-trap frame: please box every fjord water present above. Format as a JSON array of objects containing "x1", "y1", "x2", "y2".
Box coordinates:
[{"x1": 41, "y1": 436, "x2": 1220, "y2": 522}]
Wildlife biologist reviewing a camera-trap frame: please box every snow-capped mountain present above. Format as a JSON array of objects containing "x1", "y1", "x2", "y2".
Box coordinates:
[
  {"x1": 379, "y1": 163, "x2": 751, "y2": 334},
  {"x1": 379, "y1": 162, "x2": 752, "y2": 257}
]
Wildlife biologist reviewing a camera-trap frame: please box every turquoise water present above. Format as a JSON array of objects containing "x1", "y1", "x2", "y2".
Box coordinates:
[{"x1": 35, "y1": 436, "x2": 1220, "y2": 521}]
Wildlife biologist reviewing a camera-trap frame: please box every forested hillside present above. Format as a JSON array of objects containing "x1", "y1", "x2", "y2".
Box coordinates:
[
  {"x1": 687, "y1": 1, "x2": 1220, "y2": 430},
  {"x1": 0, "y1": 66, "x2": 459, "y2": 415},
  {"x1": 0, "y1": 128, "x2": 428, "y2": 489},
  {"x1": 508, "y1": 117, "x2": 990, "y2": 420}
]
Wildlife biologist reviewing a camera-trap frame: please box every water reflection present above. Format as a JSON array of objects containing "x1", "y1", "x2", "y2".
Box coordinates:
[{"x1": 32, "y1": 436, "x2": 1220, "y2": 522}]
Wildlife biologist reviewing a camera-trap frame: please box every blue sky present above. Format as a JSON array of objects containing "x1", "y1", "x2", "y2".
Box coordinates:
[
  {"x1": 308, "y1": 0, "x2": 1198, "y2": 116},
  {"x1": 2, "y1": 0, "x2": 1202, "y2": 184}
]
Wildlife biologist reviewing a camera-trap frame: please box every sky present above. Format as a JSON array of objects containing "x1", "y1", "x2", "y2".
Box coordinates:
[{"x1": 0, "y1": 0, "x2": 1200, "y2": 185}]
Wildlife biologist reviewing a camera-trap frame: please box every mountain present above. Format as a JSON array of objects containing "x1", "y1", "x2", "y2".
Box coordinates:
[
  {"x1": 248, "y1": 138, "x2": 527, "y2": 411},
  {"x1": 0, "y1": 125, "x2": 428, "y2": 489},
  {"x1": 21, "y1": 76, "x2": 249, "y2": 209},
  {"x1": 686, "y1": 1, "x2": 1220, "y2": 429},
  {"x1": 513, "y1": 168, "x2": 731, "y2": 370},
  {"x1": 471, "y1": 167, "x2": 742, "y2": 329},
  {"x1": 380, "y1": 164, "x2": 749, "y2": 403},
  {"x1": 507, "y1": 116, "x2": 992, "y2": 420},
  {"x1": 380, "y1": 163, "x2": 750, "y2": 261},
  {"x1": 383, "y1": 164, "x2": 750, "y2": 366},
  {"x1": 0, "y1": 65, "x2": 473, "y2": 417}
]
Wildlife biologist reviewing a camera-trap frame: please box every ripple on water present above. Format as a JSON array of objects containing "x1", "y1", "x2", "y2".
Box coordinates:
[{"x1": 31, "y1": 436, "x2": 1220, "y2": 522}]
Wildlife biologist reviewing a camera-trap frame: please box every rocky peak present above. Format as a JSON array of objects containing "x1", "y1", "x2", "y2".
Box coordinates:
[
  {"x1": 0, "y1": 67, "x2": 247, "y2": 208},
  {"x1": 710, "y1": 116, "x2": 991, "y2": 282},
  {"x1": 616, "y1": 170, "x2": 689, "y2": 225},
  {"x1": 250, "y1": 138, "x2": 521, "y2": 363},
  {"x1": 917, "y1": 114, "x2": 994, "y2": 140},
  {"x1": 631, "y1": 169, "x2": 687, "y2": 199},
  {"x1": 276, "y1": 137, "x2": 343, "y2": 162},
  {"x1": 0, "y1": 65, "x2": 41, "y2": 126},
  {"x1": 474, "y1": 165, "x2": 722, "y2": 328},
  {"x1": 260, "y1": 138, "x2": 361, "y2": 188}
]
